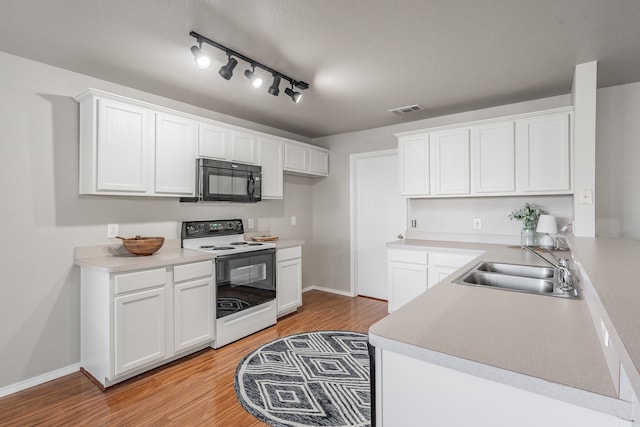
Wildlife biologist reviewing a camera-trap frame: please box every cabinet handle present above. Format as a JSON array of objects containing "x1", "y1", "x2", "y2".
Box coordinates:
[{"x1": 397, "y1": 234, "x2": 404, "y2": 239}]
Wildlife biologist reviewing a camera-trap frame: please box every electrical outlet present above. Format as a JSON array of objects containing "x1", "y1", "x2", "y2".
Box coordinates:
[
  {"x1": 410, "y1": 219, "x2": 417, "y2": 228},
  {"x1": 107, "y1": 223, "x2": 119, "y2": 238},
  {"x1": 247, "y1": 218, "x2": 254, "y2": 229},
  {"x1": 291, "y1": 216, "x2": 297, "y2": 226},
  {"x1": 473, "y1": 218, "x2": 482, "y2": 229}
]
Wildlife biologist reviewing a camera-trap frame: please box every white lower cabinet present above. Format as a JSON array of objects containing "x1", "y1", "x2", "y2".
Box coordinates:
[
  {"x1": 377, "y1": 349, "x2": 628, "y2": 427},
  {"x1": 276, "y1": 246, "x2": 302, "y2": 316},
  {"x1": 174, "y1": 277, "x2": 214, "y2": 353},
  {"x1": 387, "y1": 246, "x2": 481, "y2": 313},
  {"x1": 114, "y1": 287, "x2": 166, "y2": 376},
  {"x1": 81, "y1": 260, "x2": 214, "y2": 388}
]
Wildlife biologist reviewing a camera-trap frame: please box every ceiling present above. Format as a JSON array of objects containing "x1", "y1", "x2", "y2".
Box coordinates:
[{"x1": 1, "y1": 0, "x2": 640, "y2": 138}]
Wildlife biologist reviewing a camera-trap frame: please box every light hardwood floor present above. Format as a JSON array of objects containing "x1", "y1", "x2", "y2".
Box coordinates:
[{"x1": 0, "y1": 291, "x2": 388, "y2": 426}]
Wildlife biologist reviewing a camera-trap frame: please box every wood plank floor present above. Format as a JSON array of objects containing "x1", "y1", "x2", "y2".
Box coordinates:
[{"x1": 0, "y1": 291, "x2": 388, "y2": 426}]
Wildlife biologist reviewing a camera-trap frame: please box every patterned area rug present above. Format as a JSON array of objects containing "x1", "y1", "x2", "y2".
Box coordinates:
[{"x1": 235, "y1": 331, "x2": 371, "y2": 427}]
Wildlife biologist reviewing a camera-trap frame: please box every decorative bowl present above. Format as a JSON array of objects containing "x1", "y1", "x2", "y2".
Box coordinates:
[{"x1": 119, "y1": 236, "x2": 165, "y2": 256}]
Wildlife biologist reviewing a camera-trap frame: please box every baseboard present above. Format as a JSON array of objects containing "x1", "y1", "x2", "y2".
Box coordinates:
[
  {"x1": 0, "y1": 363, "x2": 81, "y2": 398},
  {"x1": 302, "y1": 285, "x2": 355, "y2": 297}
]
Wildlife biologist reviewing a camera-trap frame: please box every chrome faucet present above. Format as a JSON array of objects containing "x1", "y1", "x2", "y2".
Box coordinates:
[{"x1": 523, "y1": 246, "x2": 574, "y2": 291}]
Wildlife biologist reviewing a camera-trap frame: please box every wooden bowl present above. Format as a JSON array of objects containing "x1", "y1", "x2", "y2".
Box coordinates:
[{"x1": 120, "y1": 236, "x2": 165, "y2": 256}]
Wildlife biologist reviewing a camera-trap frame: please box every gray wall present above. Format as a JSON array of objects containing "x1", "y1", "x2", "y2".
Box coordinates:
[
  {"x1": 595, "y1": 82, "x2": 640, "y2": 239},
  {"x1": 0, "y1": 51, "x2": 316, "y2": 389}
]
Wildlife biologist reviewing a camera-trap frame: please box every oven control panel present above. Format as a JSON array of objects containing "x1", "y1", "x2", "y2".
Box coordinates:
[{"x1": 182, "y1": 219, "x2": 244, "y2": 239}]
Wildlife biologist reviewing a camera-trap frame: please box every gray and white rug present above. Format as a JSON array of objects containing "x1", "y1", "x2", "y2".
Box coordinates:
[{"x1": 234, "y1": 330, "x2": 371, "y2": 427}]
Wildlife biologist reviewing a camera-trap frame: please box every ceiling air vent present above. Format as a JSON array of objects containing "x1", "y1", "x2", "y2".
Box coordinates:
[{"x1": 388, "y1": 104, "x2": 424, "y2": 115}]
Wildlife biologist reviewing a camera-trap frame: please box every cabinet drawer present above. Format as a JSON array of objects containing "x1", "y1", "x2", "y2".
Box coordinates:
[
  {"x1": 114, "y1": 268, "x2": 166, "y2": 294},
  {"x1": 429, "y1": 251, "x2": 477, "y2": 268},
  {"x1": 388, "y1": 249, "x2": 428, "y2": 264},
  {"x1": 277, "y1": 246, "x2": 301, "y2": 262},
  {"x1": 174, "y1": 261, "x2": 213, "y2": 283}
]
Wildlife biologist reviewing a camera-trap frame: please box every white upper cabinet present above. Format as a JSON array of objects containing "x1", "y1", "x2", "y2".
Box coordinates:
[
  {"x1": 309, "y1": 147, "x2": 329, "y2": 175},
  {"x1": 258, "y1": 136, "x2": 284, "y2": 199},
  {"x1": 94, "y1": 98, "x2": 153, "y2": 194},
  {"x1": 198, "y1": 122, "x2": 230, "y2": 160},
  {"x1": 155, "y1": 113, "x2": 196, "y2": 195},
  {"x1": 283, "y1": 140, "x2": 329, "y2": 177},
  {"x1": 284, "y1": 141, "x2": 308, "y2": 172},
  {"x1": 430, "y1": 128, "x2": 470, "y2": 195},
  {"x1": 76, "y1": 89, "x2": 329, "y2": 198},
  {"x1": 472, "y1": 121, "x2": 516, "y2": 194},
  {"x1": 399, "y1": 134, "x2": 430, "y2": 197},
  {"x1": 230, "y1": 131, "x2": 258, "y2": 164},
  {"x1": 396, "y1": 107, "x2": 572, "y2": 199},
  {"x1": 519, "y1": 112, "x2": 571, "y2": 193}
]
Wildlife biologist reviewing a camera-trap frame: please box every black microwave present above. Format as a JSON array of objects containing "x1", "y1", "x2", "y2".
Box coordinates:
[{"x1": 180, "y1": 159, "x2": 262, "y2": 203}]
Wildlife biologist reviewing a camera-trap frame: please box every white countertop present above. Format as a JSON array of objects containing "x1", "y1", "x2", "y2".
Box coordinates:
[
  {"x1": 74, "y1": 239, "x2": 215, "y2": 273},
  {"x1": 370, "y1": 238, "x2": 634, "y2": 418},
  {"x1": 74, "y1": 238, "x2": 305, "y2": 273}
]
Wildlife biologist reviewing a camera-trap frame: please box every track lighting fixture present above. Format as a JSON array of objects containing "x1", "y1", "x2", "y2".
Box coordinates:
[
  {"x1": 268, "y1": 75, "x2": 281, "y2": 96},
  {"x1": 218, "y1": 56, "x2": 238, "y2": 80},
  {"x1": 285, "y1": 85, "x2": 302, "y2": 103},
  {"x1": 190, "y1": 43, "x2": 211, "y2": 69},
  {"x1": 244, "y1": 66, "x2": 263, "y2": 88},
  {"x1": 189, "y1": 31, "x2": 309, "y2": 103}
]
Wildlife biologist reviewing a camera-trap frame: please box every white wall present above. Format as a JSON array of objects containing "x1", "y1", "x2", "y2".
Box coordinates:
[
  {"x1": 312, "y1": 95, "x2": 573, "y2": 292},
  {"x1": 596, "y1": 81, "x2": 640, "y2": 239},
  {"x1": 408, "y1": 195, "x2": 573, "y2": 237},
  {"x1": 0, "y1": 51, "x2": 316, "y2": 390}
]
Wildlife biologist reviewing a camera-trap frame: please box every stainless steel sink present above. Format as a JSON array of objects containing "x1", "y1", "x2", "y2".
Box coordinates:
[
  {"x1": 476, "y1": 262, "x2": 555, "y2": 279},
  {"x1": 453, "y1": 261, "x2": 580, "y2": 299}
]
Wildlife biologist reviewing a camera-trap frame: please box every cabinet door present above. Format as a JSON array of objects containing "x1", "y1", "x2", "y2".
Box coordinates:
[
  {"x1": 231, "y1": 131, "x2": 258, "y2": 164},
  {"x1": 284, "y1": 142, "x2": 308, "y2": 172},
  {"x1": 259, "y1": 137, "x2": 284, "y2": 199},
  {"x1": 519, "y1": 113, "x2": 571, "y2": 192},
  {"x1": 276, "y1": 258, "x2": 302, "y2": 316},
  {"x1": 309, "y1": 148, "x2": 329, "y2": 175},
  {"x1": 199, "y1": 122, "x2": 230, "y2": 160},
  {"x1": 399, "y1": 134, "x2": 430, "y2": 196},
  {"x1": 155, "y1": 113, "x2": 196, "y2": 195},
  {"x1": 387, "y1": 261, "x2": 428, "y2": 313},
  {"x1": 114, "y1": 287, "x2": 166, "y2": 376},
  {"x1": 427, "y1": 266, "x2": 458, "y2": 288},
  {"x1": 96, "y1": 99, "x2": 153, "y2": 193},
  {"x1": 472, "y1": 121, "x2": 516, "y2": 193},
  {"x1": 431, "y1": 128, "x2": 470, "y2": 195},
  {"x1": 174, "y1": 278, "x2": 214, "y2": 352}
]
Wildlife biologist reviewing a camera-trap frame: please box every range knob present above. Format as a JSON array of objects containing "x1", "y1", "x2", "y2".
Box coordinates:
[{"x1": 186, "y1": 225, "x2": 195, "y2": 234}]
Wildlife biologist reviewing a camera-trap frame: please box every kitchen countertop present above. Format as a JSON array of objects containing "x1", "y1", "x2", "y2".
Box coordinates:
[
  {"x1": 74, "y1": 239, "x2": 215, "y2": 273},
  {"x1": 75, "y1": 237, "x2": 305, "y2": 273},
  {"x1": 370, "y1": 239, "x2": 633, "y2": 418},
  {"x1": 274, "y1": 239, "x2": 305, "y2": 250}
]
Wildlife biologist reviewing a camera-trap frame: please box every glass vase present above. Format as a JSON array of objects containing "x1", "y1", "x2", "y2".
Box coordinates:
[{"x1": 521, "y1": 226, "x2": 537, "y2": 248}]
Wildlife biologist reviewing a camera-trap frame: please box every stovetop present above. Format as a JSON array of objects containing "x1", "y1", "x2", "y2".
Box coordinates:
[{"x1": 181, "y1": 219, "x2": 275, "y2": 255}]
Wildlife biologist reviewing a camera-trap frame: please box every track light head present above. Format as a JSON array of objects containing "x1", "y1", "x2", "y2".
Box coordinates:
[
  {"x1": 190, "y1": 45, "x2": 210, "y2": 69},
  {"x1": 285, "y1": 86, "x2": 302, "y2": 103},
  {"x1": 244, "y1": 67, "x2": 263, "y2": 88},
  {"x1": 268, "y1": 75, "x2": 281, "y2": 96},
  {"x1": 218, "y1": 56, "x2": 238, "y2": 80}
]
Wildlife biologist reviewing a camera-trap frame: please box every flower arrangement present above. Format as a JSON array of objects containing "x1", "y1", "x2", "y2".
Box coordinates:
[{"x1": 508, "y1": 203, "x2": 544, "y2": 228}]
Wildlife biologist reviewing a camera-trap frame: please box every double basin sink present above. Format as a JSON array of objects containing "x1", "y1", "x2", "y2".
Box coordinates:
[{"x1": 453, "y1": 261, "x2": 581, "y2": 299}]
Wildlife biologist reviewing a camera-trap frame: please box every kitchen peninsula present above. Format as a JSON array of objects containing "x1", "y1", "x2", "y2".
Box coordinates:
[{"x1": 370, "y1": 237, "x2": 640, "y2": 426}]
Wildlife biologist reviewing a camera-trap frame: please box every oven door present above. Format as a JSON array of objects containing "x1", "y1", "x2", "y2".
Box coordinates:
[{"x1": 215, "y1": 249, "x2": 275, "y2": 319}]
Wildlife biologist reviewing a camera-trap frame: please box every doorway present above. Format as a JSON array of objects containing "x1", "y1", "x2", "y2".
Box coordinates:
[{"x1": 350, "y1": 149, "x2": 407, "y2": 299}]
